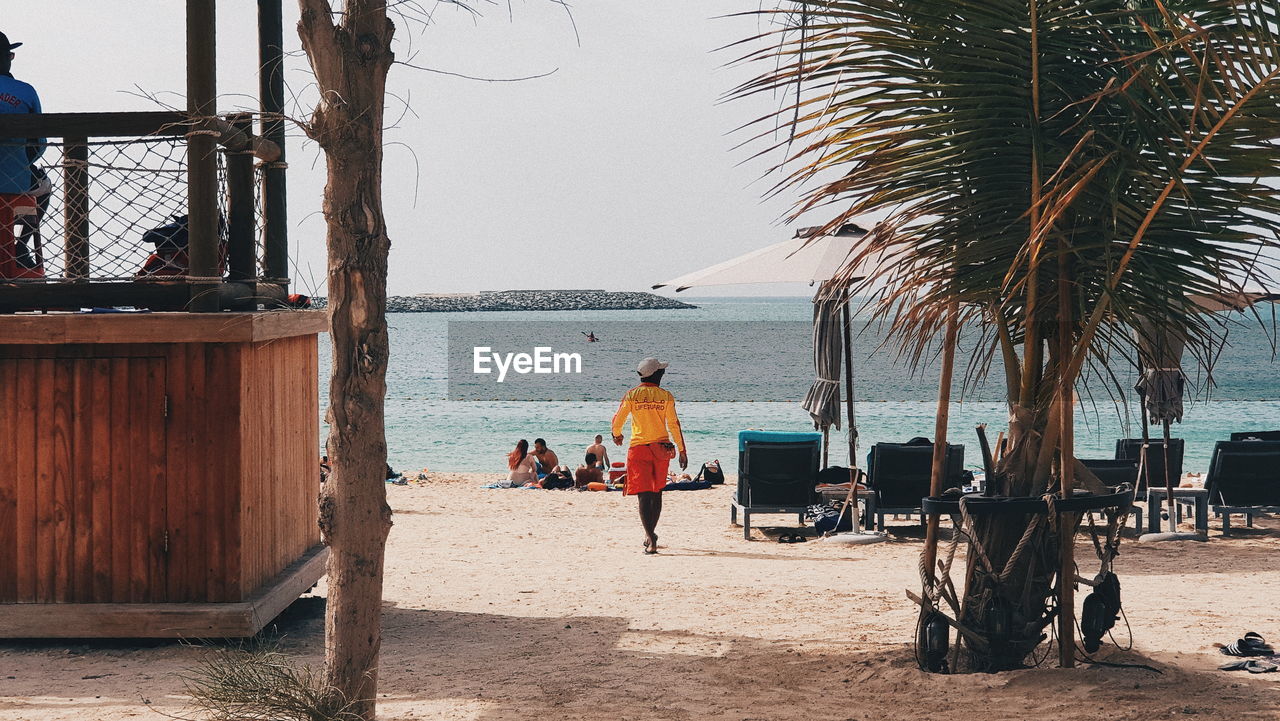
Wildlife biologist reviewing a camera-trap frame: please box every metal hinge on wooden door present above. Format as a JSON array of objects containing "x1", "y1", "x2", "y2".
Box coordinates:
[
  {"x1": 162, "y1": 530, "x2": 170, "y2": 555},
  {"x1": 163, "y1": 395, "x2": 170, "y2": 418}
]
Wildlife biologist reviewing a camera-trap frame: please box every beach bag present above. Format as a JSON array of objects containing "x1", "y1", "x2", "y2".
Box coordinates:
[
  {"x1": 695, "y1": 461, "x2": 725, "y2": 485},
  {"x1": 806, "y1": 501, "x2": 853, "y2": 534}
]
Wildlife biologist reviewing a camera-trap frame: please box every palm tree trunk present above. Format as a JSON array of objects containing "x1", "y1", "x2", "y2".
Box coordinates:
[
  {"x1": 297, "y1": 2, "x2": 396, "y2": 717},
  {"x1": 922, "y1": 300, "x2": 960, "y2": 578}
]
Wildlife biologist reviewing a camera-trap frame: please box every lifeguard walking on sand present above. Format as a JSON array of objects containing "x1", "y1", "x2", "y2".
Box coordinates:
[{"x1": 612, "y1": 357, "x2": 687, "y2": 554}]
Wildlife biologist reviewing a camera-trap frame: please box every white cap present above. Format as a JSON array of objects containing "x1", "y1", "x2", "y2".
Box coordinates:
[{"x1": 637, "y1": 357, "x2": 669, "y2": 376}]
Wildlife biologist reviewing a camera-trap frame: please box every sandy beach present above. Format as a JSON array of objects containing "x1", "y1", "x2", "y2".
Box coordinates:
[{"x1": 1, "y1": 473, "x2": 1278, "y2": 721}]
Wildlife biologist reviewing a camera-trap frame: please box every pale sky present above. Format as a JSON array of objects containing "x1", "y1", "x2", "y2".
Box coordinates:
[{"x1": 10, "y1": 1, "x2": 822, "y2": 297}]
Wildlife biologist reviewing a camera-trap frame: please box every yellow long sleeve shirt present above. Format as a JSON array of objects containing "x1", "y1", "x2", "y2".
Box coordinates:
[{"x1": 611, "y1": 382, "x2": 685, "y2": 453}]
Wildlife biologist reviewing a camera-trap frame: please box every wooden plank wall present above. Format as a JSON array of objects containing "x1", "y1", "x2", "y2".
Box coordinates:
[
  {"x1": 0, "y1": 346, "x2": 167, "y2": 603},
  {"x1": 238, "y1": 334, "x2": 321, "y2": 597},
  {"x1": 164, "y1": 343, "x2": 242, "y2": 604},
  {"x1": 0, "y1": 333, "x2": 319, "y2": 608}
]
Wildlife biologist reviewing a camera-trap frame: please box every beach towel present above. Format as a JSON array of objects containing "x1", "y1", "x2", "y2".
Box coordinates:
[{"x1": 662, "y1": 479, "x2": 713, "y2": 491}]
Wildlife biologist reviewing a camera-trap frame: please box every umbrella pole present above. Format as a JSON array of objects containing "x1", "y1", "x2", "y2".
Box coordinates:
[
  {"x1": 1163, "y1": 419, "x2": 1176, "y2": 531},
  {"x1": 843, "y1": 291, "x2": 860, "y2": 530},
  {"x1": 1138, "y1": 392, "x2": 1151, "y2": 495}
]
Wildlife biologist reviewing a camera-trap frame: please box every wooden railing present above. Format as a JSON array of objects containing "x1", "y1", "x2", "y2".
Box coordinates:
[{"x1": 0, "y1": 111, "x2": 288, "y2": 312}]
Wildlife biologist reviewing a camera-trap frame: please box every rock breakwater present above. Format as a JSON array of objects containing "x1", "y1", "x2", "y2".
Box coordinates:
[{"x1": 310, "y1": 289, "x2": 695, "y2": 312}]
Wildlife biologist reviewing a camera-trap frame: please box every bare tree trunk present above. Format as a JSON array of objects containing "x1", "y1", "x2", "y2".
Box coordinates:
[{"x1": 297, "y1": 2, "x2": 395, "y2": 718}]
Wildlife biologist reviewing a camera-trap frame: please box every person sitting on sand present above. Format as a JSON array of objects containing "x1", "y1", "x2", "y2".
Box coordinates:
[
  {"x1": 507, "y1": 439, "x2": 538, "y2": 484},
  {"x1": 531, "y1": 438, "x2": 559, "y2": 477},
  {"x1": 586, "y1": 434, "x2": 611, "y2": 470},
  {"x1": 575, "y1": 453, "x2": 605, "y2": 487}
]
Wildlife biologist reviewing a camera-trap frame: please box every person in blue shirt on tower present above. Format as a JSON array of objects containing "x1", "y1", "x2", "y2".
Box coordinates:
[{"x1": 0, "y1": 31, "x2": 44, "y2": 279}]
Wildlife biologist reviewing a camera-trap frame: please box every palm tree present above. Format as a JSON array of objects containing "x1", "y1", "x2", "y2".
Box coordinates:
[{"x1": 734, "y1": 0, "x2": 1280, "y2": 670}]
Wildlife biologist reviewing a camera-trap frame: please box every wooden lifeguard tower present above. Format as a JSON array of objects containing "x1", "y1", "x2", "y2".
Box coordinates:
[{"x1": 0, "y1": 0, "x2": 328, "y2": 638}]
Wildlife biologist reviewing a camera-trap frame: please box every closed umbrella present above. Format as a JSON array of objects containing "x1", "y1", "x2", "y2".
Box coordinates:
[
  {"x1": 652, "y1": 223, "x2": 885, "y2": 541},
  {"x1": 1134, "y1": 320, "x2": 1186, "y2": 426},
  {"x1": 1133, "y1": 320, "x2": 1186, "y2": 535},
  {"x1": 802, "y1": 293, "x2": 844, "y2": 434},
  {"x1": 654, "y1": 222, "x2": 876, "y2": 460}
]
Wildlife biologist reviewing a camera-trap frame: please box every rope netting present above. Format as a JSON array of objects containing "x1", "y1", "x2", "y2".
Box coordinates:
[{"x1": 0, "y1": 137, "x2": 253, "y2": 282}]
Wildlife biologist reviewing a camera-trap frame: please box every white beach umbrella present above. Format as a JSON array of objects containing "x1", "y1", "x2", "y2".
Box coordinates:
[
  {"x1": 1137, "y1": 286, "x2": 1278, "y2": 542},
  {"x1": 652, "y1": 224, "x2": 874, "y2": 292},
  {"x1": 1187, "y1": 289, "x2": 1280, "y2": 313},
  {"x1": 653, "y1": 223, "x2": 887, "y2": 542}
]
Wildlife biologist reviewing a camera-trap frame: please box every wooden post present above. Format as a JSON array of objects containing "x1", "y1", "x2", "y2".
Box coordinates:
[
  {"x1": 187, "y1": 0, "x2": 220, "y2": 312},
  {"x1": 259, "y1": 0, "x2": 289, "y2": 290},
  {"x1": 922, "y1": 300, "x2": 960, "y2": 575},
  {"x1": 62, "y1": 139, "x2": 90, "y2": 280},
  {"x1": 226, "y1": 114, "x2": 257, "y2": 284},
  {"x1": 1057, "y1": 243, "x2": 1076, "y2": 668},
  {"x1": 1137, "y1": 393, "x2": 1151, "y2": 494},
  {"x1": 1057, "y1": 381, "x2": 1076, "y2": 667},
  {"x1": 1162, "y1": 419, "x2": 1176, "y2": 529}
]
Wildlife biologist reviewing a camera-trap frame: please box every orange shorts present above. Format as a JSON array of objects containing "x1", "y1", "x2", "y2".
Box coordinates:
[{"x1": 624, "y1": 443, "x2": 670, "y2": 495}]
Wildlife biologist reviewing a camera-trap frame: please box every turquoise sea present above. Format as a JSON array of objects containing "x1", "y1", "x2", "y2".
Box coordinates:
[{"x1": 318, "y1": 297, "x2": 1280, "y2": 476}]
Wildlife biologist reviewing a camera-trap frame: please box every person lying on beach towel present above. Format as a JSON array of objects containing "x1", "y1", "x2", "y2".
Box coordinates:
[{"x1": 662, "y1": 479, "x2": 712, "y2": 491}]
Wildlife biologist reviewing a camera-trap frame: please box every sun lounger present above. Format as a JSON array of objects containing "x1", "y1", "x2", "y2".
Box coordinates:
[
  {"x1": 1081, "y1": 458, "x2": 1139, "y2": 485},
  {"x1": 1081, "y1": 457, "x2": 1143, "y2": 530},
  {"x1": 1229, "y1": 430, "x2": 1280, "y2": 442},
  {"x1": 1114, "y1": 438, "x2": 1184, "y2": 493},
  {"x1": 865, "y1": 440, "x2": 964, "y2": 532},
  {"x1": 730, "y1": 430, "x2": 821, "y2": 540},
  {"x1": 1204, "y1": 440, "x2": 1280, "y2": 535}
]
